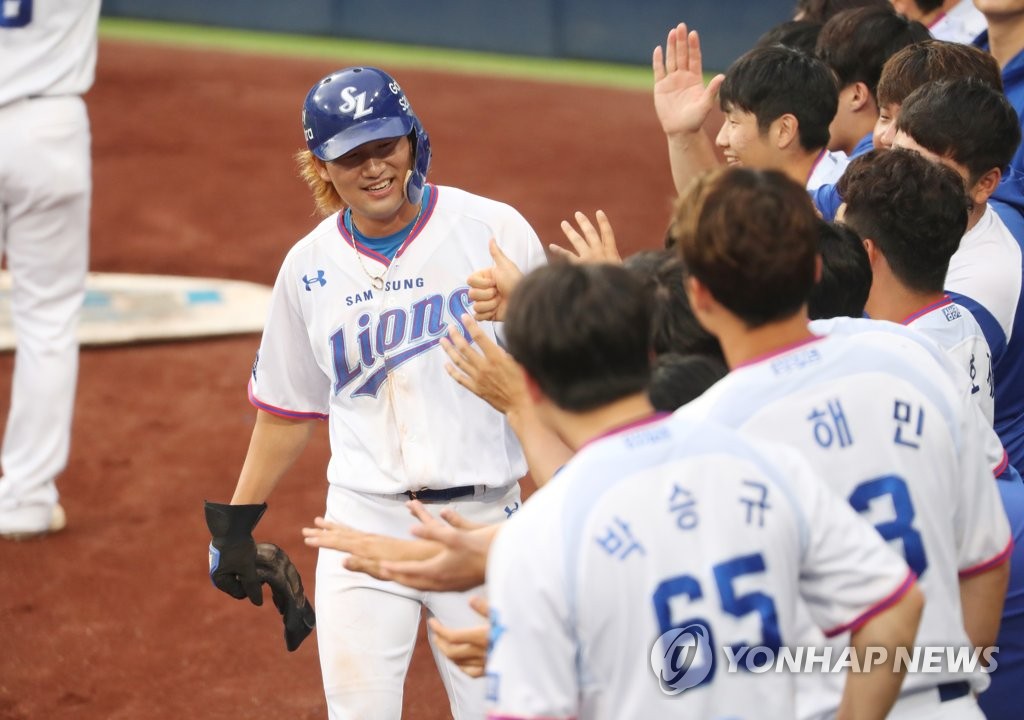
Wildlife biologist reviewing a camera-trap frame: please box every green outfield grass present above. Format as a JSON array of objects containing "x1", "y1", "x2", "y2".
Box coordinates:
[{"x1": 98, "y1": 17, "x2": 667, "y2": 91}]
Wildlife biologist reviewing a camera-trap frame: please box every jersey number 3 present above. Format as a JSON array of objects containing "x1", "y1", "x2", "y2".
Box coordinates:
[{"x1": 849, "y1": 474, "x2": 928, "y2": 576}]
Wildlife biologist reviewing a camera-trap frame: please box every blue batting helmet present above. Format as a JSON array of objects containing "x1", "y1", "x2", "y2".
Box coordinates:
[{"x1": 302, "y1": 67, "x2": 432, "y2": 205}]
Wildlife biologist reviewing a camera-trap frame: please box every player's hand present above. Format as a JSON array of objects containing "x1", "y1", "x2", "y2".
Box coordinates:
[
  {"x1": 302, "y1": 517, "x2": 442, "y2": 561},
  {"x1": 467, "y1": 238, "x2": 523, "y2": 322},
  {"x1": 204, "y1": 500, "x2": 267, "y2": 606},
  {"x1": 652, "y1": 23, "x2": 726, "y2": 137},
  {"x1": 344, "y1": 500, "x2": 498, "y2": 592},
  {"x1": 428, "y1": 596, "x2": 491, "y2": 678},
  {"x1": 442, "y1": 314, "x2": 527, "y2": 414},
  {"x1": 550, "y1": 210, "x2": 623, "y2": 265}
]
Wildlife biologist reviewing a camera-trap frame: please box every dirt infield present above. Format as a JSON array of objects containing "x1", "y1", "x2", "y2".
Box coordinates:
[{"x1": 0, "y1": 39, "x2": 674, "y2": 719}]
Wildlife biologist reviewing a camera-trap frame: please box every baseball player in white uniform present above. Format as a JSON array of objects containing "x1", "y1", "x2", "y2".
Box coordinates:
[
  {"x1": 674, "y1": 167, "x2": 1012, "y2": 720},
  {"x1": 205, "y1": 67, "x2": 545, "y2": 720},
  {"x1": 838, "y1": 146, "x2": 996, "y2": 424},
  {"x1": 0, "y1": 0, "x2": 98, "y2": 539},
  {"x1": 486, "y1": 262, "x2": 924, "y2": 720}
]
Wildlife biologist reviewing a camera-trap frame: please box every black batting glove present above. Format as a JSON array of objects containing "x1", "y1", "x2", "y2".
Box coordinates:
[{"x1": 204, "y1": 500, "x2": 267, "y2": 606}]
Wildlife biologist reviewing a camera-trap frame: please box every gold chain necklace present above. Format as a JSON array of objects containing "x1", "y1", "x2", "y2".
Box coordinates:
[{"x1": 344, "y1": 201, "x2": 424, "y2": 292}]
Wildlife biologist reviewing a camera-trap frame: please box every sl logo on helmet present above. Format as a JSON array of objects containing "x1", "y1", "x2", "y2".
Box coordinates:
[{"x1": 339, "y1": 86, "x2": 373, "y2": 119}]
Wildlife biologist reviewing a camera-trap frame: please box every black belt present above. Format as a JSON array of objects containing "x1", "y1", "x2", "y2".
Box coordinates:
[
  {"x1": 938, "y1": 680, "x2": 971, "y2": 703},
  {"x1": 402, "y1": 485, "x2": 477, "y2": 502}
]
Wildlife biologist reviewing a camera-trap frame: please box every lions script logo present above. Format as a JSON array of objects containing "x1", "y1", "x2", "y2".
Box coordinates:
[
  {"x1": 330, "y1": 287, "x2": 473, "y2": 398},
  {"x1": 650, "y1": 623, "x2": 715, "y2": 695}
]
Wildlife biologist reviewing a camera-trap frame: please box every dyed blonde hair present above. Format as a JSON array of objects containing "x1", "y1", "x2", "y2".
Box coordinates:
[{"x1": 295, "y1": 149, "x2": 344, "y2": 217}]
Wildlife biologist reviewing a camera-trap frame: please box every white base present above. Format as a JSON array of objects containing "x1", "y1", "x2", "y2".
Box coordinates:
[{"x1": 0, "y1": 271, "x2": 273, "y2": 349}]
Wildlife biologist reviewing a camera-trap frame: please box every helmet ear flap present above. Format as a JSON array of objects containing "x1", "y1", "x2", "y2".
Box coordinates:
[{"x1": 404, "y1": 122, "x2": 431, "y2": 205}]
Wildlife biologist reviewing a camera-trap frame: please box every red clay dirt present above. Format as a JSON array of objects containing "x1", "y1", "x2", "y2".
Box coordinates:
[{"x1": 0, "y1": 39, "x2": 674, "y2": 719}]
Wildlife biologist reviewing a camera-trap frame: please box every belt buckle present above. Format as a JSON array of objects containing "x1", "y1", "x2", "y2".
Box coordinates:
[{"x1": 406, "y1": 487, "x2": 426, "y2": 501}]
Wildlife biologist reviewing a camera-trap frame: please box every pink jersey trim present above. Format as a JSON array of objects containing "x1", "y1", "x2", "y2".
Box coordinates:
[
  {"x1": 336, "y1": 213, "x2": 391, "y2": 267},
  {"x1": 578, "y1": 412, "x2": 670, "y2": 452},
  {"x1": 959, "y1": 537, "x2": 1014, "y2": 578},
  {"x1": 806, "y1": 149, "x2": 828, "y2": 184},
  {"x1": 733, "y1": 333, "x2": 822, "y2": 370},
  {"x1": 396, "y1": 184, "x2": 439, "y2": 259},
  {"x1": 993, "y1": 449, "x2": 1010, "y2": 479},
  {"x1": 335, "y1": 185, "x2": 438, "y2": 268},
  {"x1": 248, "y1": 381, "x2": 328, "y2": 421},
  {"x1": 900, "y1": 295, "x2": 953, "y2": 326},
  {"x1": 927, "y1": 11, "x2": 947, "y2": 29},
  {"x1": 822, "y1": 570, "x2": 916, "y2": 638}
]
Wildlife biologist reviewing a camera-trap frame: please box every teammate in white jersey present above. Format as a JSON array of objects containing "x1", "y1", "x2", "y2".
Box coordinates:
[
  {"x1": 0, "y1": 0, "x2": 99, "y2": 539},
  {"x1": 839, "y1": 147, "x2": 995, "y2": 423},
  {"x1": 204, "y1": 67, "x2": 545, "y2": 720},
  {"x1": 892, "y1": 78, "x2": 1024, "y2": 469},
  {"x1": 486, "y1": 261, "x2": 923, "y2": 720},
  {"x1": 672, "y1": 167, "x2": 1012, "y2": 719}
]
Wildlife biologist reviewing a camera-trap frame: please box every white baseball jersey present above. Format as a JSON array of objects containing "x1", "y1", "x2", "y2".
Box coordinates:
[
  {"x1": 905, "y1": 296, "x2": 995, "y2": 425},
  {"x1": 0, "y1": 0, "x2": 99, "y2": 107},
  {"x1": 249, "y1": 184, "x2": 546, "y2": 494},
  {"x1": 928, "y1": 1, "x2": 987, "y2": 45},
  {"x1": 947, "y1": 204, "x2": 1022, "y2": 346},
  {"x1": 486, "y1": 414, "x2": 914, "y2": 720},
  {"x1": 807, "y1": 150, "x2": 849, "y2": 192},
  {"x1": 810, "y1": 315, "x2": 1010, "y2": 476},
  {"x1": 681, "y1": 329, "x2": 1012, "y2": 717}
]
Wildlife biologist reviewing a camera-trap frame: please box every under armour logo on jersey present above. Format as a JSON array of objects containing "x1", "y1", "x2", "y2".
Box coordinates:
[
  {"x1": 504, "y1": 502, "x2": 520, "y2": 519},
  {"x1": 302, "y1": 271, "x2": 326, "y2": 291},
  {"x1": 0, "y1": 0, "x2": 31, "y2": 26},
  {"x1": 339, "y1": 87, "x2": 373, "y2": 119}
]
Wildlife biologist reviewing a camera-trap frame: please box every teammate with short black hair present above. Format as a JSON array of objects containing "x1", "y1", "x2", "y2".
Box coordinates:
[
  {"x1": 815, "y1": 6, "x2": 929, "y2": 156},
  {"x1": 672, "y1": 166, "x2": 1011, "y2": 719},
  {"x1": 487, "y1": 261, "x2": 924, "y2": 719},
  {"x1": 875, "y1": 39, "x2": 1003, "y2": 149},
  {"x1": 653, "y1": 25, "x2": 840, "y2": 194},
  {"x1": 838, "y1": 148, "x2": 991, "y2": 409},
  {"x1": 892, "y1": 79, "x2": 1024, "y2": 451},
  {"x1": 807, "y1": 220, "x2": 872, "y2": 320}
]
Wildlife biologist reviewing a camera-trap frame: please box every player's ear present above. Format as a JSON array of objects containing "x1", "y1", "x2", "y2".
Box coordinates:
[
  {"x1": 772, "y1": 114, "x2": 799, "y2": 150},
  {"x1": 814, "y1": 253, "x2": 823, "y2": 284},
  {"x1": 522, "y1": 371, "x2": 545, "y2": 405},
  {"x1": 685, "y1": 275, "x2": 710, "y2": 313},
  {"x1": 969, "y1": 167, "x2": 1002, "y2": 206},
  {"x1": 849, "y1": 82, "x2": 872, "y2": 113},
  {"x1": 862, "y1": 237, "x2": 878, "y2": 266},
  {"x1": 310, "y1": 156, "x2": 332, "y2": 183}
]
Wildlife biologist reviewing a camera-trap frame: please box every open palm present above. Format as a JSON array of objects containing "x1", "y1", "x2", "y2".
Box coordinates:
[{"x1": 652, "y1": 23, "x2": 725, "y2": 136}]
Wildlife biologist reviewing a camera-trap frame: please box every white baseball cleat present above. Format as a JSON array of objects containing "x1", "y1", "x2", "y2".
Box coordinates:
[{"x1": 0, "y1": 503, "x2": 66, "y2": 541}]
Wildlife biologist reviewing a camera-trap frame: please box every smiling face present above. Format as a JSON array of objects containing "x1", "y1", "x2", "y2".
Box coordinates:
[
  {"x1": 314, "y1": 135, "x2": 418, "y2": 236},
  {"x1": 716, "y1": 108, "x2": 777, "y2": 170},
  {"x1": 873, "y1": 103, "x2": 900, "y2": 149}
]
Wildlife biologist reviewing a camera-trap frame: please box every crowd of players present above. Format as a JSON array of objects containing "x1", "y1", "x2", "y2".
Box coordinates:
[{"x1": 272, "y1": 0, "x2": 1024, "y2": 718}]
